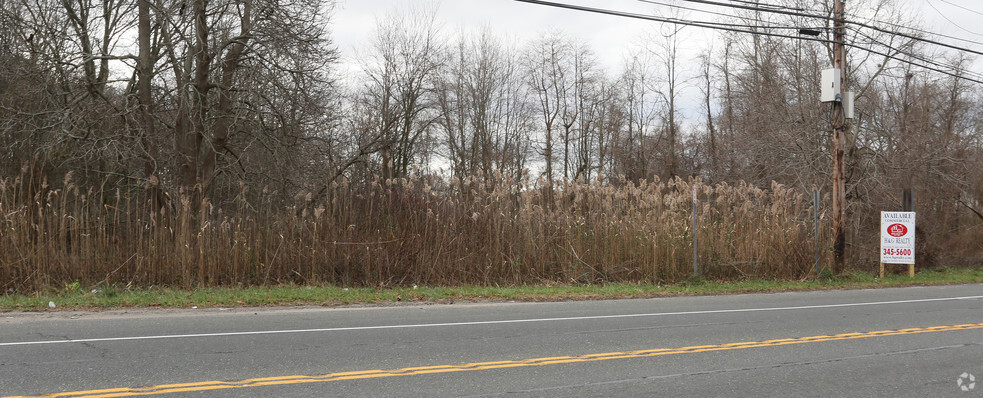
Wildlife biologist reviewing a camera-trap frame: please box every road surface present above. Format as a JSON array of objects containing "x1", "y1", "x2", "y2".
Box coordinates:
[{"x1": 2, "y1": 284, "x2": 982, "y2": 397}]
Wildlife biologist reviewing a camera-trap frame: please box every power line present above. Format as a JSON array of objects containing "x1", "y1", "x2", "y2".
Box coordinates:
[
  {"x1": 723, "y1": 0, "x2": 816, "y2": 13},
  {"x1": 677, "y1": 0, "x2": 835, "y2": 22},
  {"x1": 638, "y1": 0, "x2": 827, "y2": 31},
  {"x1": 642, "y1": 0, "x2": 775, "y2": 22},
  {"x1": 681, "y1": 0, "x2": 983, "y2": 52},
  {"x1": 672, "y1": 0, "x2": 983, "y2": 57},
  {"x1": 844, "y1": 11, "x2": 983, "y2": 49},
  {"x1": 925, "y1": 0, "x2": 983, "y2": 37},
  {"x1": 850, "y1": 26, "x2": 983, "y2": 82},
  {"x1": 673, "y1": 0, "x2": 983, "y2": 57},
  {"x1": 515, "y1": 0, "x2": 838, "y2": 44},
  {"x1": 692, "y1": 1, "x2": 983, "y2": 49},
  {"x1": 512, "y1": 0, "x2": 983, "y2": 85},
  {"x1": 938, "y1": 0, "x2": 983, "y2": 17},
  {"x1": 851, "y1": 19, "x2": 983, "y2": 58}
]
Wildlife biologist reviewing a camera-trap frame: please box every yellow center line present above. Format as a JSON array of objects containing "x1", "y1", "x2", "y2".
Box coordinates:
[{"x1": 7, "y1": 322, "x2": 982, "y2": 398}]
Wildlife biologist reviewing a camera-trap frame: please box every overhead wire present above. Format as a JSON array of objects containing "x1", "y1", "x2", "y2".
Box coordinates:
[
  {"x1": 513, "y1": 0, "x2": 983, "y2": 85},
  {"x1": 677, "y1": 0, "x2": 835, "y2": 21},
  {"x1": 637, "y1": 0, "x2": 827, "y2": 31},
  {"x1": 723, "y1": 0, "x2": 814, "y2": 13},
  {"x1": 515, "y1": 0, "x2": 839, "y2": 44},
  {"x1": 924, "y1": 0, "x2": 983, "y2": 37},
  {"x1": 849, "y1": 26, "x2": 983, "y2": 82},
  {"x1": 672, "y1": 0, "x2": 983, "y2": 57},
  {"x1": 937, "y1": 0, "x2": 983, "y2": 17},
  {"x1": 844, "y1": 11, "x2": 983, "y2": 48},
  {"x1": 642, "y1": 0, "x2": 779, "y2": 22},
  {"x1": 672, "y1": 0, "x2": 983, "y2": 60},
  {"x1": 690, "y1": 0, "x2": 983, "y2": 48}
]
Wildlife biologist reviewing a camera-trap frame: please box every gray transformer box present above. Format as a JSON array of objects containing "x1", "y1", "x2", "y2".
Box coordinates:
[
  {"x1": 844, "y1": 91, "x2": 855, "y2": 119},
  {"x1": 821, "y1": 68, "x2": 841, "y2": 103}
]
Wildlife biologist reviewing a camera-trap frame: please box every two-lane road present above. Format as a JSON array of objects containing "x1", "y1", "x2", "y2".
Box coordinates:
[{"x1": 2, "y1": 284, "x2": 982, "y2": 397}]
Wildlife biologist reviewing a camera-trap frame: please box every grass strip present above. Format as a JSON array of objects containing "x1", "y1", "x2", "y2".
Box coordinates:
[{"x1": 2, "y1": 267, "x2": 981, "y2": 312}]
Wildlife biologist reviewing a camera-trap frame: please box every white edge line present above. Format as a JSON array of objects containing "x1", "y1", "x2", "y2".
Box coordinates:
[{"x1": 2, "y1": 295, "x2": 981, "y2": 347}]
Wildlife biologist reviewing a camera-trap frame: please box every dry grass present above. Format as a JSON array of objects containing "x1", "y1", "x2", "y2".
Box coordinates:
[{"x1": 1, "y1": 170, "x2": 833, "y2": 293}]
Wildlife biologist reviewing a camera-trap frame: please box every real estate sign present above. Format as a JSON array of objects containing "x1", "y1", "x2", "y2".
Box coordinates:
[{"x1": 880, "y1": 211, "x2": 915, "y2": 264}]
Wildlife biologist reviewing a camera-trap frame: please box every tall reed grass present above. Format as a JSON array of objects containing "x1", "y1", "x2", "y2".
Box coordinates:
[{"x1": 1, "y1": 170, "x2": 831, "y2": 293}]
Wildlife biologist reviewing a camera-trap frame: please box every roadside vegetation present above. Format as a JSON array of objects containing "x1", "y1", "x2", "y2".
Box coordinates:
[
  {"x1": 2, "y1": 267, "x2": 980, "y2": 311},
  {"x1": 5, "y1": 172, "x2": 823, "y2": 292},
  {"x1": 2, "y1": 1, "x2": 981, "y2": 302},
  {"x1": 2, "y1": 171, "x2": 981, "y2": 297}
]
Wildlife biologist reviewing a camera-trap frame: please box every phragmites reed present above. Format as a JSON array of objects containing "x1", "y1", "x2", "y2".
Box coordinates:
[{"x1": 1, "y1": 170, "x2": 837, "y2": 293}]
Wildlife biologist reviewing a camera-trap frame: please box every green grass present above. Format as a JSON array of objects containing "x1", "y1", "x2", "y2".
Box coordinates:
[{"x1": 2, "y1": 266, "x2": 981, "y2": 311}]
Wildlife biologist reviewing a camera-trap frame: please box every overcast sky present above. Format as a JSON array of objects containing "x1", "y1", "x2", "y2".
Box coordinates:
[
  {"x1": 332, "y1": 0, "x2": 709, "y2": 75},
  {"x1": 329, "y1": 0, "x2": 982, "y2": 122},
  {"x1": 331, "y1": 0, "x2": 983, "y2": 72}
]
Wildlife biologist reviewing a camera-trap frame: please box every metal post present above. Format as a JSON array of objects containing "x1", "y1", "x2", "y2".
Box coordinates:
[
  {"x1": 814, "y1": 190, "x2": 820, "y2": 275},
  {"x1": 903, "y1": 188, "x2": 915, "y2": 278}
]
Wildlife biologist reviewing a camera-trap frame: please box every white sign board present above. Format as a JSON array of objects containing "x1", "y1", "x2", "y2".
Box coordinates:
[{"x1": 880, "y1": 212, "x2": 915, "y2": 264}]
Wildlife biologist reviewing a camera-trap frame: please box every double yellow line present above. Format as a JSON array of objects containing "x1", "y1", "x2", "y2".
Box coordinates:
[{"x1": 9, "y1": 322, "x2": 983, "y2": 398}]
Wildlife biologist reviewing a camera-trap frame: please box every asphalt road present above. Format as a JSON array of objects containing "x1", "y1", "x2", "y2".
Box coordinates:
[{"x1": 2, "y1": 284, "x2": 982, "y2": 397}]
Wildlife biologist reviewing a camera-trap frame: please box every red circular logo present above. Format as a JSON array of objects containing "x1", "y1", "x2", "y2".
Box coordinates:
[{"x1": 887, "y1": 224, "x2": 908, "y2": 237}]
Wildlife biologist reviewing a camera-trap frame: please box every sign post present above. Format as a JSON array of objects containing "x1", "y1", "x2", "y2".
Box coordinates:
[{"x1": 880, "y1": 211, "x2": 915, "y2": 278}]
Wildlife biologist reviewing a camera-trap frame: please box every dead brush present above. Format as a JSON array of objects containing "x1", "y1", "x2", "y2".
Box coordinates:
[{"x1": 0, "y1": 170, "x2": 858, "y2": 293}]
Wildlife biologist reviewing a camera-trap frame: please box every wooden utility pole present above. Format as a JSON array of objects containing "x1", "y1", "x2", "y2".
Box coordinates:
[{"x1": 832, "y1": 0, "x2": 847, "y2": 273}]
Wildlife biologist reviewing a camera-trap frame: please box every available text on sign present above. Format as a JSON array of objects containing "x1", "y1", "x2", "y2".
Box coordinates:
[{"x1": 880, "y1": 211, "x2": 915, "y2": 264}]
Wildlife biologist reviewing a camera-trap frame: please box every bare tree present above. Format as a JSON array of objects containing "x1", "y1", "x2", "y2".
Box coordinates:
[
  {"x1": 524, "y1": 31, "x2": 574, "y2": 192},
  {"x1": 612, "y1": 52, "x2": 659, "y2": 183},
  {"x1": 139, "y1": 0, "x2": 339, "y2": 204},
  {"x1": 359, "y1": 6, "x2": 444, "y2": 180},
  {"x1": 1, "y1": 0, "x2": 138, "y2": 190},
  {"x1": 568, "y1": 43, "x2": 606, "y2": 181},
  {"x1": 645, "y1": 22, "x2": 687, "y2": 179},
  {"x1": 436, "y1": 27, "x2": 532, "y2": 183}
]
